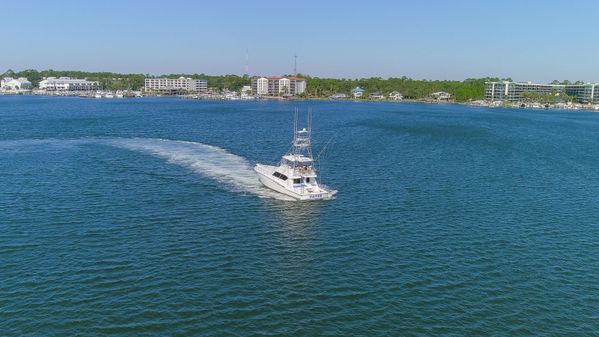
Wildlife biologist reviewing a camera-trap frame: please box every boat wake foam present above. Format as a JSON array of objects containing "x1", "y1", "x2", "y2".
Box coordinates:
[
  {"x1": 103, "y1": 138, "x2": 294, "y2": 200},
  {"x1": 0, "y1": 137, "x2": 293, "y2": 201}
]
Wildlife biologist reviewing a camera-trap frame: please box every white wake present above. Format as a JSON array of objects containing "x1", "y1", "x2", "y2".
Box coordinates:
[
  {"x1": 0, "y1": 137, "x2": 294, "y2": 201},
  {"x1": 104, "y1": 138, "x2": 294, "y2": 200}
]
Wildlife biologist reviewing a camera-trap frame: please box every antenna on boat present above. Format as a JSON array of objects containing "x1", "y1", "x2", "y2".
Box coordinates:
[
  {"x1": 293, "y1": 107, "x2": 298, "y2": 141},
  {"x1": 308, "y1": 108, "x2": 312, "y2": 141},
  {"x1": 290, "y1": 108, "x2": 313, "y2": 158}
]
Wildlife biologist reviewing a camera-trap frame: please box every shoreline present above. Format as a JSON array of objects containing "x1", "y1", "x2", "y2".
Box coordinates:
[{"x1": 2, "y1": 91, "x2": 599, "y2": 113}]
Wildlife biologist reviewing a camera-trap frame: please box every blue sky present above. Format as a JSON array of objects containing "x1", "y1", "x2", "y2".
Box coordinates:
[{"x1": 2, "y1": 0, "x2": 598, "y2": 82}]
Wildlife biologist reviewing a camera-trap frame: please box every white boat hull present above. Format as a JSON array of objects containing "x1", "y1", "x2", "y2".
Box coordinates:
[{"x1": 255, "y1": 165, "x2": 336, "y2": 201}]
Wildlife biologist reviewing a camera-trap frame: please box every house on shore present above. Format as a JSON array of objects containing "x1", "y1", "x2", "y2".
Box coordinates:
[
  {"x1": 431, "y1": 91, "x2": 451, "y2": 101},
  {"x1": 369, "y1": 91, "x2": 385, "y2": 100},
  {"x1": 351, "y1": 87, "x2": 364, "y2": 98},
  {"x1": 389, "y1": 91, "x2": 403, "y2": 100}
]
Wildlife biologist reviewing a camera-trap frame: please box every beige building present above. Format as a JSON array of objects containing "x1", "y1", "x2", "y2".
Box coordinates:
[
  {"x1": 144, "y1": 77, "x2": 208, "y2": 93},
  {"x1": 251, "y1": 76, "x2": 306, "y2": 96}
]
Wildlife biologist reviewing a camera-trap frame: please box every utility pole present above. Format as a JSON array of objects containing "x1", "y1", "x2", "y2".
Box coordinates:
[
  {"x1": 294, "y1": 54, "x2": 297, "y2": 76},
  {"x1": 244, "y1": 49, "x2": 249, "y2": 76}
]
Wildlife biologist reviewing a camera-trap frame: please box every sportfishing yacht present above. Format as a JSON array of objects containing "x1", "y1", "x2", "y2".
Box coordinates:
[{"x1": 254, "y1": 110, "x2": 337, "y2": 201}]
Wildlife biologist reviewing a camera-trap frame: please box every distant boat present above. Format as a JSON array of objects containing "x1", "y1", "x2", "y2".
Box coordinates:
[
  {"x1": 94, "y1": 92, "x2": 102, "y2": 99},
  {"x1": 104, "y1": 93, "x2": 114, "y2": 99},
  {"x1": 254, "y1": 109, "x2": 337, "y2": 201}
]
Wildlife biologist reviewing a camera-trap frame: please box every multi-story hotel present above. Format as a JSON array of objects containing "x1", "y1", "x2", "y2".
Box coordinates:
[
  {"x1": 251, "y1": 76, "x2": 306, "y2": 96},
  {"x1": 144, "y1": 77, "x2": 208, "y2": 93},
  {"x1": 485, "y1": 81, "x2": 599, "y2": 102},
  {"x1": 39, "y1": 77, "x2": 99, "y2": 91}
]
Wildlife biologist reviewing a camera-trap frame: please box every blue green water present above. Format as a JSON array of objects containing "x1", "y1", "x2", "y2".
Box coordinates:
[{"x1": 1, "y1": 96, "x2": 598, "y2": 336}]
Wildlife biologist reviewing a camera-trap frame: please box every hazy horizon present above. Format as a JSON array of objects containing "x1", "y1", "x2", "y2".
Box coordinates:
[{"x1": 2, "y1": 0, "x2": 599, "y2": 83}]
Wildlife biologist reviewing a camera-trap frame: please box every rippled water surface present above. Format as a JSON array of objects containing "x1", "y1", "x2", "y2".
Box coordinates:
[{"x1": 1, "y1": 96, "x2": 598, "y2": 336}]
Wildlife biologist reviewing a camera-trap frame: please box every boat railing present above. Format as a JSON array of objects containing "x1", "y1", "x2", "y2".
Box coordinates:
[
  {"x1": 294, "y1": 166, "x2": 314, "y2": 175},
  {"x1": 318, "y1": 183, "x2": 336, "y2": 193}
]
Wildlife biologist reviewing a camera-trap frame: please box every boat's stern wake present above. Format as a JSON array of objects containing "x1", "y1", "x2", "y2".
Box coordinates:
[
  {"x1": 105, "y1": 138, "x2": 294, "y2": 201},
  {"x1": 0, "y1": 137, "x2": 294, "y2": 201}
]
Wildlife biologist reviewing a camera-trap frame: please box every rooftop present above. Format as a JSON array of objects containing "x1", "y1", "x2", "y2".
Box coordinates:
[{"x1": 486, "y1": 81, "x2": 599, "y2": 86}]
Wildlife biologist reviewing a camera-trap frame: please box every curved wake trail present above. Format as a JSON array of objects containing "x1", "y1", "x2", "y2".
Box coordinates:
[
  {"x1": 0, "y1": 137, "x2": 293, "y2": 201},
  {"x1": 104, "y1": 138, "x2": 294, "y2": 201}
]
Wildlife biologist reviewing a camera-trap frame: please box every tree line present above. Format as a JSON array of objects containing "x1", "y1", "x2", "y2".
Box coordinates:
[
  {"x1": 2, "y1": 69, "x2": 253, "y2": 92},
  {"x1": 2, "y1": 68, "x2": 552, "y2": 102},
  {"x1": 299, "y1": 75, "x2": 507, "y2": 101}
]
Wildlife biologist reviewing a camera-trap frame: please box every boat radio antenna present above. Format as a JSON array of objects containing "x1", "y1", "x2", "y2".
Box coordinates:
[
  {"x1": 290, "y1": 108, "x2": 313, "y2": 158},
  {"x1": 293, "y1": 107, "x2": 298, "y2": 140},
  {"x1": 307, "y1": 108, "x2": 312, "y2": 141}
]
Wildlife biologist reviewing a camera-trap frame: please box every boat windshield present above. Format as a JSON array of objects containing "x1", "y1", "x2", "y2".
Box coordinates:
[{"x1": 282, "y1": 155, "x2": 312, "y2": 166}]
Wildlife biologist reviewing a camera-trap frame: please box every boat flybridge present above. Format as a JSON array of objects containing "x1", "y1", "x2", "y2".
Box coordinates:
[{"x1": 254, "y1": 110, "x2": 337, "y2": 201}]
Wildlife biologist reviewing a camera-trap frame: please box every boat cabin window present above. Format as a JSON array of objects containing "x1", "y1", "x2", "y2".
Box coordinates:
[
  {"x1": 272, "y1": 171, "x2": 288, "y2": 181},
  {"x1": 293, "y1": 178, "x2": 301, "y2": 184},
  {"x1": 305, "y1": 177, "x2": 310, "y2": 183}
]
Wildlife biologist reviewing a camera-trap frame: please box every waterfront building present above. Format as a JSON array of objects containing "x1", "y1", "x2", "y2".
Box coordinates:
[
  {"x1": 279, "y1": 78, "x2": 290, "y2": 94},
  {"x1": 240, "y1": 86, "x2": 253, "y2": 100},
  {"x1": 288, "y1": 77, "x2": 306, "y2": 95},
  {"x1": 369, "y1": 92, "x2": 385, "y2": 100},
  {"x1": 389, "y1": 91, "x2": 403, "y2": 100},
  {"x1": 240, "y1": 85, "x2": 252, "y2": 94},
  {"x1": 330, "y1": 93, "x2": 348, "y2": 99},
  {"x1": 144, "y1": 77, "x2": 207, "y2": 94},
  {"x1": 266, "y1": 77, "x2": 281, "y2": 95},
  {"x1": 39, "y1": 77, "x2": 99, "y2": 91},
  {"x1": 351, "y1": 87, "x2": 364, "y2": 98},
  {"x1": 485, "y1": 81, "x2": 599, "y2": 103},
  {"x1": 432, "y1": 91, "x2": 451, "y2": 101},
  {"x1": 0, "y1": 77, "x2": 32, "y2": 91},
  {"x1": 253, "y1": 77, "x2": 269, "y2": 95},
  {"x1": 250, "y1": 76, "x2": 306, "y2": 96}
]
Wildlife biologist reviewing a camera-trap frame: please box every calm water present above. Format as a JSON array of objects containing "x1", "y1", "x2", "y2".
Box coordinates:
[{"x1": 1, "y1": 96, "x2": 598, "y2": 336}]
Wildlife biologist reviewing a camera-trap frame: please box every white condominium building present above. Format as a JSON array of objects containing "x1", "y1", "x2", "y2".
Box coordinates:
[
  {"x1": 251, "y1": 76, "x2": 307, "y2": 96},
  {"x1": 39, "y1": 77, "x2": 99, "y2": 91},
  {"x1": 485, "y1": 81, "x2": 599, "y2": 102},
  {"x1": 279, "y1": 78, "x2": 290, "y2": 94},
  {"x1": 255, "y1": 77, "x2": 269, "y2": 95},
  {"x1": 144, "y1": 77, "x2": 208, "y2": 93},
  {"x1": 0, "y1": 77, "x2": 32, "y2": 91},
  {"x1": 290, "y1": 77, "x2": 306, "y2": 95}
]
